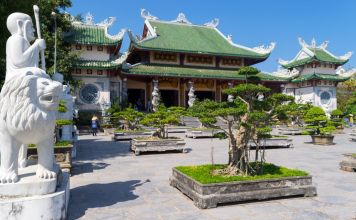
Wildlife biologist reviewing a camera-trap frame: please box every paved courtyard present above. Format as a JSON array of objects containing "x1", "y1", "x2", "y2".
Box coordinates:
[{"x1": 68, "y1": 129, "x2": 356, "y2": 220}]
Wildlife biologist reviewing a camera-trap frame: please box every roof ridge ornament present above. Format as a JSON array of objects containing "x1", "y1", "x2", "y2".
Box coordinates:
[
  {"x1": 273, "y1": 68, "x2": 300, "y2": 78},
  {"x1": 311, "y1": 38, "x2": 317, "y2": 48},
  {"x1": 85, "y1": 12, "x2": 94, "y2": 25},
  {"x1": 336, "y1": 67, "x2": 356, "y2": 77},
  {"x1": 298, "y1": 37, "x2": 308, "y2": 48},
  {"x1": 339, "y1": 51, "x2": 353, "y2": 60},
  {"x1": 278, "y1": 58, "x2": 289, "y2": 66},
  {"x1": 113, "y1": 52, "x2": 129, "y2": 65},
  {"x1": 226, "y1": 34, "x2": 233, "y2": 43},
  {"x1": 141, "y1": 9, "x2": 158, "y2": 20},
  {"x1": 204, "y1": 18, "x2": 219, "y2": 28},
  {"x1": 252, "y1": 42, "x2": 276, "y2": 54},
  {"x1": 172, "y1": 12, "x2": 191, "y2": 24},
  {"x1": 97, "y1": 17, "x2": 116, "y2": 28},
  {"x1": 319, "y1": 41, "x2": 329, "y2": 49}
]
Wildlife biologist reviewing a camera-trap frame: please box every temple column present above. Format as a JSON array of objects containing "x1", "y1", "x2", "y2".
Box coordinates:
[
  {"x1": 187, "y1": 81, "x2": 196, "y2": 107},
  {"x1": 122, "y1": 77, "x2": 128, "y2": 107},
  {"x1": 146, "y1": 80, "x2": 152, "y2": 110},
  {"x1": 179, "y1": 79, "x2": 185, "y2": 107},
  {"x1": 227, "y1": 82, "x2": 234, "y2": 102},
  {"x1": 215, "y1": 80, "x2": 221, "y2": 102},
  {"x1": 152, "y1": 79, "x2": 160, "y2": 112}
]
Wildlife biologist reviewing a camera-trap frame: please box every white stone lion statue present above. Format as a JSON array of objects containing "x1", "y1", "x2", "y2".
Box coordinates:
[{"x1": 0, "y1": 71, "x2": 62, "y2": 183}]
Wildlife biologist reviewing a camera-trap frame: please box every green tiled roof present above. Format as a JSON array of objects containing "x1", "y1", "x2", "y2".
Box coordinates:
[
  {"x1": 133, "y1": 21, "x2": 269, "y2": 59},
  {"x1": 282, "y1": 48, "x2": 347, "y2": 69},
  {"x1": 122, "y1": 64, "x2": 288, "y2": 82},
  {"x1": 291, "y1": 73, "x2": 349, "y2": 83},
  {"x1": 74, "y1": 60, "x2": 121, "y2": 70},
  {"x1": 66, "y1": 25, "x2": 122, "y2": 46}
]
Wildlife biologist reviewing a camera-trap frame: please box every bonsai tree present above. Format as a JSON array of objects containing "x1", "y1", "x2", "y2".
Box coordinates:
[
  {"x1": 330, "y1": 109, "x2": 344, "y2": 129},
  {"x1": 140, "y1": 106, "x2": 185, "y2": 138},
  {"x1": 188, "y1": 67, "x2": 294, "y2": 175},
  {"x1": 304, "y1": 107, "x2": 335, "y2": 136},
  {"x1": 275, "y1": 102, "x2": 312, "y2": 127},
  {"x1": 111, "y1": 107, "x2": 145, "y2": 130}
]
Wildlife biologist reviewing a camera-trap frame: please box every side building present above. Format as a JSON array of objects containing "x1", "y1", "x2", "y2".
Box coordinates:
[
  {"x1": 276, "y1": 38, "x2": 353, "y2": 114},
  {"x1": 65, "y1": 13, "x2": 126, "y2": 122},
  {"x1": 122, "y1": 10, "x2": 288, "y2": 109}
]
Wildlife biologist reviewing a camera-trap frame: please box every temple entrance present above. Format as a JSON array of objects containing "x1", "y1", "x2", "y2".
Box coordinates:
[
  {"x1": 160, "y1": 90, "x2": 178, "y2": 107},
  {"x1": 127, "y1": 89, "x2": 145, "y2": 110},
  {"x1": 195, "y1": 91, "x2": 215, "y2": 102}
]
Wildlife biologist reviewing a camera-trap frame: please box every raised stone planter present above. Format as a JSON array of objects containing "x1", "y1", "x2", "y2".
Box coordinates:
[
  {"x1": 113, "y1": 130, "x2": 154, "y2": 141},
  {"x1": 340, "y1": 154, "x2": 356, "y2": 172},
  {"x1": 278, "y1": 128, "x2": 303, "y2": 135},
  {"x1": 310, "y1": 135, "x2": 334, "y2": 145},
  {"x1": 131, "y1": 138, "x2": 186, "y2": 155},
  {"x1": 248, "y1": 137, "x2": 293, "y2": 149},
  {"x1": 170, "y1": 168, "x2": 317, "y2": 209},
  {"x1": 167, "y1": 126, "x2": 192, "y2": 133},
  {"x1": 186, "y1": 129, "x2": 224, "y2": 138},
  {"x1": 28, "y1": 144, "x2": 73, "y2": 171}
]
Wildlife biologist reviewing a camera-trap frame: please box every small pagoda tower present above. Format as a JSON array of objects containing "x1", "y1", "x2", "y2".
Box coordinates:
[{"x1": 275, "y1": 38, "x2": 353, "y2": 114}]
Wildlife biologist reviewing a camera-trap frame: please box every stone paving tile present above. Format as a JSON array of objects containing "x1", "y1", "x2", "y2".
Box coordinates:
[{"x1": 68, "y1": 129, "x2": 356, "y2": 220}]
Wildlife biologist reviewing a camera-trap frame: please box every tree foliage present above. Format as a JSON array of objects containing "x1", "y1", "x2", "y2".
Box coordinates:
[
  {"x1": 188, "y1": 77, "x2": 294, "y2": 175},
  {"x1": 304, "y1": 107, "x2": 335, "y2": 136},
  {"x1": 140, "y1": 106, "x2": 185, "y2": 138},
  {"x1": 111, "y1": 107, "x2": 144, "y2": 130}
]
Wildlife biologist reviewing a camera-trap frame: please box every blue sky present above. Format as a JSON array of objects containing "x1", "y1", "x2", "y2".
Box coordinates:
[{"x1": 68, "y1": 0, "x2": 356, "y2": 72}]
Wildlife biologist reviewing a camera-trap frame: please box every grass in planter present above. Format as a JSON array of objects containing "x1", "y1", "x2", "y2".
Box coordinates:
[
  {"x1": 176, "y1": 162, "x2": 309, "y2": 184},
  {"x1": 352, "y1": 154, "x2": 356, "y2": 158},
  {"x1": 28, "y1": 141, "x2": 72, "y2": 149}
]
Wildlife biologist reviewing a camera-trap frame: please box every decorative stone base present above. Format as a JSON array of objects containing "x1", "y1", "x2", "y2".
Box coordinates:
[
  {"x1": 311, "y1": 135, "x2": 334, "y2": 145},
  {"x1": 340, "y1": 154, "x2": 356, "y2": 172},
  {"x1": 0, "y1": 171, "x2": 70, "y2": 220},
  {"x1": 113, "y1": 131, "x2": 154, "y2": 141},
  {"x1": 28, "y1": 146, "x2": 73, "y2": 171},
  {"x1": 0, "y1": 165, "x2": 59, "y2": 197},
  {"x1": 278, "y1": 128, "x2": 303, "y2": 135},
  {"x1": 131, "y1": 138, "x2": 186, "y2": 155},
  {"x1": 185, "y1": 129, "x2": 223, "y2": 138},
  {"x1": 170, "y1": 168, "x2": 317, "y2": 209},
  {"x1": 248, "y1": 138, "x2": 293, "y2": 149}
]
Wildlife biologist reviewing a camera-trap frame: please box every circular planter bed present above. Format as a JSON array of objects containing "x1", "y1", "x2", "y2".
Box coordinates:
[
  {"x1": 340, "y1": 154, "x2": 356, "y2": 172},
  {"x1": 310, "y1": 135, "x2": 334, "y2": 145},
  {"x1": 131, "y1": 137, "x2": 186, "y2": 155},
  {"x1": 170, "y1": 163, "x2": 316, "y2": 209}
]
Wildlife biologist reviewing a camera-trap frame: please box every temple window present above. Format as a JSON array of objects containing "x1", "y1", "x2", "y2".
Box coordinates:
[
  {"x1": 221, "y1": 58, "x2": 242, "y2": 66},
  {"x1": 187, "y1": 55, "x2": 213, "y2": 64},
  {"x1": 153, "y1": 52, "x2": 177, "y2": 62},
  {"x1": 87, "y1": 45, "x2": 92, "y2": 51},
  {"x1": 97, "y1": 70, "x2": 103, "y2": 75},
  {"x1": 97, "y1": 46, "x2": 103, "y2": 51},
  {"x1": 75, "y1": 45, "x2": 81, "y2": 50},
  {"x1": 87, "y1": 69, "x2": 92, "y2": 74}
]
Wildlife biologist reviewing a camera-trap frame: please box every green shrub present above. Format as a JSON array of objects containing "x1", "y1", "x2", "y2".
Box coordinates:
[
  {"x1": 304, "y1": 107, "x2": 335, "y2": 136},
  {"x1": 56, "y1": 119, "x2": 73, "y2": 126}
]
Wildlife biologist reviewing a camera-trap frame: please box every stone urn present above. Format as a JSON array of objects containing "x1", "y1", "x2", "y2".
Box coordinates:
[{"x1": 310, "y1": 135, "x2": 334, "y2": 145}]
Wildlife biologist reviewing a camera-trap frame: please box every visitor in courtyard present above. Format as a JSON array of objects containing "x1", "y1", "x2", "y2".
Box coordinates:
[{"x1": 91, "y1": 115, "x2": 99, "y2": 136}]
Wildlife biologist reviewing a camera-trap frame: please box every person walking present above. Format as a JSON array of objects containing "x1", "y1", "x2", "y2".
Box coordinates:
[{"x1": 91, "y1": 115, "x2": 99, "y2": 136}]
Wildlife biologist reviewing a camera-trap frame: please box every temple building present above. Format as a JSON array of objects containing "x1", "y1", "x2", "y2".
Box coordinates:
[
  {"x1": 275, "y1": 38, "x2": 354, "y2": 114},
  {"x1": 65, "y1": 13, "x2": 126, "y2": 114},
  {"x1": 122, "y1": 10, "x2": 286, "y2": 109}
]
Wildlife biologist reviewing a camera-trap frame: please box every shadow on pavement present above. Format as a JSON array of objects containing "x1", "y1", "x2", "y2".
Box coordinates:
[
  {"x1": 71, "y1": 162, "x2": 110, "y2": 176},
  {"x1": 75, "y1": 138, "x2": 132, "y2": 160},
  {"x1": 68, "y1": 179, "x2": 150, "y2": 219}
]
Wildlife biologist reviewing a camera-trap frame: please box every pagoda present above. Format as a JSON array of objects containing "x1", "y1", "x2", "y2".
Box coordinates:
[
  {"x1": 275, "y1": 38, "x2": 353, "y2": 114},
  {"x1": 122, "y1": 9, "x2": 286, "y2": 109},
  {"x1": 65, "y1": 13, "x2": 126, "y2": 114}
]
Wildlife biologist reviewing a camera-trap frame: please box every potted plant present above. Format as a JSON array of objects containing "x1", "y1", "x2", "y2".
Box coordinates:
[
  {"x1": 110, "y1": 107, "x2": 153, "y2": 141},
  {"x1": 170, "y1": 67, "x2": 316, "y2": 209},
  {"x1": 132, "y1": 106, "x2": 186, "y2": 155},
  {"x1": 304, "y1": 107, "x2": 336, "y2": 145}
]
